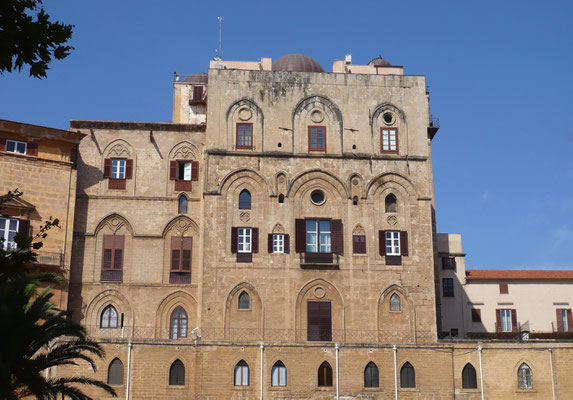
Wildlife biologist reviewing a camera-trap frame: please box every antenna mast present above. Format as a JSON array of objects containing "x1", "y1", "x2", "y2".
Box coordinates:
[{"x1": 215, "y1": 16, "x2": 223, "y2": 61}]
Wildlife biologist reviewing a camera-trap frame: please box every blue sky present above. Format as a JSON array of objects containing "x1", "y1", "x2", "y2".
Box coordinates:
[{"x1": 1, "y1": 1, "x2": 572, "y2": 269}]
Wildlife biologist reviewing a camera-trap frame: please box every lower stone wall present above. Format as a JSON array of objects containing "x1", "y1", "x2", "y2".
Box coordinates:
[{"x1": 55, "y1": 341, "x2": 573, "y2": 399}]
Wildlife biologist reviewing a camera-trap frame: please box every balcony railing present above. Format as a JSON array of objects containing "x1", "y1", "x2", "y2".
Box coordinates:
[
  {"x1": 300, "y1": 252, "x2": 340, "y2": 269},
  {"x1": 101, "y1": 270, "x2": 123, "y2": 282},
  {"x1": 169, "y1": 272, "x2": 191, "y2": 284}
]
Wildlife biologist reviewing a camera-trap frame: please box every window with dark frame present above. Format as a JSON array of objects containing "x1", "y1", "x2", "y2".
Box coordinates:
[
  {"x1": 169, "y1": 360, "x2": 185, "y2": 386},
  {"x1": 170, "y1": 306, "x2": 188, "y2": 339},
  {"x1": 442, "y1": 257, "x2": 456, "y2": 270},
  {"x1": 239, "y1": 189, "x2": 251, "y2": 209},
  {"x1": 462, "y1": 363, "x2": 478, "y2": 389},
  {"x1": 101, "y1": 235, "x2": 124, "y2": 282},
  {"x1": 170, "y1": 237, "x2": 192, "y2": 284},
  {"x1": 443, "y1": 278, "x2": 454, "y2": 297},
  {"x1": 381, "y1": 127, "x2": 398, "y2": 153},
  {"x1": 308, "y1": 126, "x2": 326, "y2": 152},
  {"x1": 5, "y1": 139, "x2": 27, "y2": 154},
  {"x1": 352, "y1": 235, "x2": 366, "y2": 254},
  {"x1": 169, "y1": 160, "x2": 198, "y2": 191},
  {"x1": 364, "y1": 362, "x2": 379, "y2": 388},
  {"x1": 238, "y1": 291, "x2": 250, "y2": 310},
  {"x1": 471, "y1": 309, "x2": 481, "y2": 322},
  {"x1": 556, "y1": 308, "x2": 572, "y2": 332},
  {"x1": 496, "y1": 308, "x2": 516, "y2": 333},
  {"x1": 107, "y1": 358, "x2": 124, "y2": 386},
  {"x1": 307, "y1": 301, "x2": 332, "y2": 341},
  {"x1": 385, "y1": 193, "x2": 397, "y2": 212},
  {"x1": 271, "y1": 361, "x2": 287, "y2": 387},
  {"x1": 100, "y1": 305, "x2": 118, "y2": 329},
  {"x1": 499, "y1": 283, "x2": 509, "y2": 294},
  {"x1": 400, "y1": 362, "x2": 415, "y2": 388},
  {"x1": 236, "y1": 123, "x2": 253, "y2": 149},
  {"x1": 318, "y1": 362, "x2": 333, "y2": 387},
  {"x1": 178, "y1": 195, "x2": 188, "y2": 214}
]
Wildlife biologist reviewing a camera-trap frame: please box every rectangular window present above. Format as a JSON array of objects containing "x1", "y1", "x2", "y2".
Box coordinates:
[
  {"x1": 101, "y1": 235, "x2": 124, "y2": 282},
  {"x1": 307, "y1": 301, "x2": 332, "y2": 341},
  {"x1": 385, "y1": 231, "x2": 400, "y2": 255},
  {"x1": 236, "y1": 123, "x2": 253, "y2": 149},
  {"x1": 6, "y1": 140, "x2": 27, "y2": 154},
  {"x1": 238, "y1": 228, "x2": 252, "y2": 253},
  {"x1": 471, "y1": 309, "x2": 481, "y2": 322},
  {"x1": 171, "y1": 237, "x2": 192, "y2": 272},
  {"x1": 499, "y1": 283, "x2": 509, "y2": 294},
  {"x1": 500, "y1": 309, "x2": 512, "y2": 332},
  {"x1": 273, "y1": 234, "x2": 284, "y2": 253},
  {"x1": 352, "y1": 235, "x2": 366, "y2": 254},
  {"x1": 192, "y1": 85, "x2": 204, "y2": 101},
  {"x1": 308, "y1": 126, "x2": 326, "y2": 152},
  {"x1": 111, "y1": 159, "x2": 126, "y2": 179},
  {"x1": 177, "y1": 162, "x2": 192, "y2": 181},
  {"x1": 556, "y1": 308, "x2": 571, "y2": 332},
  {"x1": 0, "y1": 217, "x2": 19, "y2": 249},
  {"x1": 561, "y1": 309, "x2": 568, "y2": 331},
  {"x1": 381, "y1": 128, "x2": 398, "y2": 153},
  {"x1": 306, "y1": 220, "x2": 331, "y2": 253},
  {"x1": 442, "y1": 257, "x2": 456, "y2": 270},
  {"x1": 443, "y1": 278, "x2": 454, "y2": 297}
]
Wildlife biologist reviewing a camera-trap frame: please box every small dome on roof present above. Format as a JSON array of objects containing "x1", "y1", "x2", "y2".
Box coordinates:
[
  {"x1": 272, "y1": 54, "x2": 324, "y2": 73},
  {"x1": 368, "y1": 56, "x2": 392, "y2": 67},
  {"x1": 184, "y1": 72, "x2": 208, "y2": 84}
]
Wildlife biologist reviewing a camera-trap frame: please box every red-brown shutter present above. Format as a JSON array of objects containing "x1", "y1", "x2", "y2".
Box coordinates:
[
  {"x1": 0, "y1": 138, "x2": 6, "y2": 151},
  {"x1": 284, "y1": 234, "x2": 290, "y2": 254},
  {"x1": 191, "y1": 161, "x2": 199, "y2": 181},
  {"x1": 17, "y1": 219, "x2": 30, "y2": 238},
  {"x1": 170, "y1": 161, "x2": 178, "y2": 180},
  {"x1": 495, "y1": 309, "x2": 502, "y2": 333},
  {"x1": 400, "y1": 231, "x2": 409, "y2": 256},
  {"x1": 252, "y1": 228, "x2": 259, "y2": 253},
  {"x1": 231, "y1": 227, "x2": 238, "y2": 253},
  {"x1": 567, "y1": 309, "x2": 573, "y2": 332},
  {"x1": 331, "y1": 219, "x2": 343, "y2": 254},
  {"x1": 379, "y1": 231, "x2": 386, "y2": 256},
  {"x1": 26, "y1": 142, "x2": 38, "y2": 156},
  {"x1": 268, "y1": 233, "x2": 273, "y2": 253},
  {"x1": 451, "y1": 257, "x2": 457, "y2": 270},
  {"x1": 125, "y1": 159, "x2": 133, "y2": 179},
  {"x1": 511, "y1": 309, "x2": 517, "y2": 332},
  {"x1": 557, "y1": 309, "x2": 564, "y2": 332},
  {"x1": 295, "y1": 219, "x2": 306, "y2": 252},
  {"x1": 193, "y1": 86, "x2": 203, "y2": 101},
  {"x1": 171, "y1": 237, "x2": 181, "y2": 271},
  {"x1": 182, "y1": 237, "x2": 192, "y2": 271},
  {"x1": 103, "y1": 158, "x2": 111, "y2": 178},
  {"x1": 113, "y1": 235, "x2": 124, "y2": 270},
  {"x1": 102, "y1": 235, "x2": 114, "y2": 270}
]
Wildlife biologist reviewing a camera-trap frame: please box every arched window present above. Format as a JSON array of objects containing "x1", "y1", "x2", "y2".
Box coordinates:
[
  {"x1": 238, "y1": 291, "x2": 250, "y2": 310},
  {"x1": 400, "y1": 362, "x2": 415, "y2": 388},
  {"x1": 352, "y1": 196, "x2": 358, "y2": 205},
  {"x1": 318, "y1": 361, "x2": 333, "y2": 387},
  {"x1": 178, "y1": 195, "x2": 188, "y2": 214},
  {"x1": 517, "y1": 363, "x2": 533, "y2": 389},
  {"x1": 234, "y1": 360, "x2": 249, "y2": 386},
  {"x1": 278, "y1": 194, "x2": 285, "y2": 204},
  {"x1": 239, "y1": 189, "x2": 251, "y2": 210},
  {"x1": 100, "y1": 305, "x2": 118, "y2": 328},
  {"x1": 271, "y1": 361, "x2": 287, "y2": 387},
  {"x1": 390, "y1": 294, "x2": 401, "y2": 312},
  {"x1": 170, "y1": 306, "x2": 188, "y2": 339},
  {"x1": 107, "y1": 358, "x2": 124, "y2": 386},
  {"x1": 385, "y1": 193, "x2": 397, "y2": 213},
  {"x1": 169, "y1": 359, "x2": 185, "y2": 386},
  {"x1": 462, "y1": 363, "x2": 477, "y2": 389},
  {"x1": 364, "y1": 361, "x2": 379, "y2": 388}
]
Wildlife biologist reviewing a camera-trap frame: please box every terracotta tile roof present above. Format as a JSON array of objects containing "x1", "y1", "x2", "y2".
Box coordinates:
[{"x1": 466, "y1": 269, "x2": 573, "y2": 280}]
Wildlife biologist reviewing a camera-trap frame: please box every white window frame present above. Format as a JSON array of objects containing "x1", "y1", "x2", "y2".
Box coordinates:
[
  {"x1": 305, "y1": 220, "x2": 331, "y2": 253},
  {"x1": 6, "y1": 139, "x2": 27, "y2": 154},
  {"x1": 385, "y1": 231, "x2": 400, "y2": 255},
  {"x1": 111, "y1": 159, "x2": 126, "y2": 179},
  {"x1": 238, "y1": 228, "x2": 252, "y2": 253},
  {"x1": 0, "y1": 217, "x2": 19, "y2": 250},
  {"x1": 501, "y1": 309, "x2": 512, "y2": 332},
  {"x1": 273, "y1": 234, "x2": 284, "y2": 253},
  {"x1": 178, "y1": 161, "x2": 192, "y2": 181},
  {"x1": 382, "y1": 129, "x2": 397, "y2": 152}
]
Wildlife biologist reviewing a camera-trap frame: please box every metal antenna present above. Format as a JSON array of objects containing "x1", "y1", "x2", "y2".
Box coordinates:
[{"x1": 215, "y1": 16, "x2": 223, "y2": 60}]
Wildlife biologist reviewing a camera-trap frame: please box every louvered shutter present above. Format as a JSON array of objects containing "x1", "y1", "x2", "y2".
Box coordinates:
[
  {"x1": 171, "y1": 237, "x2": 181, "y2": 271},
  {"x1": 103, "y1": 158, "x2": 111, "y2": 178},
  {"x1": 268, "y1": 234, "x2": 273, "y2": 253},
  {"x1": 125, "y1": 159, "x2": 133, "y2": 179},
  {"x1": 379, "y1": 231, "x2": 386, "y2": 256},
  {"x1": 191, "y1": 161, "x2": 199, "y2": 181},
  {"x1": 495, "y1": 309, "x2": 502, "y2": 333},
  {"x1": 295, "y1": 219, "x2": 306, "y2": 252},
  {"x1": 17, "y1": 219, "x2": 30, "y2": 238},
  {"x1": 193, "y1": 86, "x2": 203, "y2": 101},
  {"x1": 567, "y1": 310, "x2": 573, "y2": 332},
  {"x1": 27, "y1": 142, "x2": 38, "y2": 156},
  {"x1": 284, "y1": 234, "x2": 290, "y2": 254},
  {"x1": 170, "y1": 161, "x2": 178, "y2": 180},
  {"x1": 102, "y1": 235, "x2": 114, "y2": 270},
  {"x1": 0, "y1": 138, "x2": 6, "y2": 151},
  {"x1": 252, "y1": 228, "x2": 259, "y2": 253},
  {"x1": 331, "y1": 219, "x2": 343, "y2": 254},
  {"x1": 557, "y1": 309, "x2": 564, "y2": 332},
  {"x1": 400, "y1": 231, "x2": 408, "y2": 256},
  {"x1": 113, "y1": 235, "x2": 124, "y2": 269},
  {"x1": 182, "y1": 237, "x2": 192, "y2": 271},
  {"x1": 231, "y1": 227, "x2": 238, "y2": 253},
  {"x1": 511, "y1": 309, "x2": 517, "y2": 332}
]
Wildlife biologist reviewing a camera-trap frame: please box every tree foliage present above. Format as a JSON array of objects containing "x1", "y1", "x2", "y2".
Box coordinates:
[{"x1": 0, "y1": 0, "x2": 74, "y2": 78}]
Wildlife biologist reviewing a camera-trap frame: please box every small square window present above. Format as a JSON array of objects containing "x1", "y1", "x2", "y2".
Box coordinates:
[
  {"x1": 499, "y1": 283, "x2": 508, "y2": 294},
  {"x1": 273, "y1": 234, "x2": 284, "y2": 253},
  {"x1": 471, "y1": 309, "x2": 481, "y2": 322},
  {"x1": 442, "y1": 257, "x2": 456, "y2": 270},
  {"x1": 111, "y1": 159, "x2": 126, "y2": 179},
  {"x1": 6, "y1": 140, "x2": 27, "y2": 154},
  {"x1": 450, "y1": 328, "x2": 459, "y2": 338}
]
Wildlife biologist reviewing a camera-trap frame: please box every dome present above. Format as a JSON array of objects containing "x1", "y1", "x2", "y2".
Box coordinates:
[
  {"x1": 272, "y1": 54, "x2": 324, "y2": 73},
  {"x1": 183, "y1": 72, "x2": 208, "y2": 84},
  {"x1": 368, "y1": 56, "x2": 392, "y2": 67}
]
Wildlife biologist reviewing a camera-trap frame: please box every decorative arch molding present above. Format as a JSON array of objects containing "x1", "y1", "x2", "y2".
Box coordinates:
[
  {"x1": 377, "y1": 284, "x2": 415, "y2": 343},
  {"x1": 218, "y1": 168, "x2": 274, "y2": 197},
  {"x1": 93, "y1": 213, "x2": 134, "y2": 236},
  {"x1": 102, "y1": 139, "x2": 134, "y2": 159},
  {"x1": 272, "y1": 223, "x2": 285, "y2": 234},
  {"x1": 226, "y1": 98, "x2": 264, "y2": 124},
  {"x1": 85, "y1": 289, "x2": 133, "y2": 328},
  {"x1": 155, "y1": 291, "x2": 198, "y2": 339},
  {"x1": 292, "y1": 95, "x2": 344, "y2": 153},
  {"x1": 162, "y1": 215, "x2": 199, "y2": 238},
  {"x1": 226, "y1": 98, "x2": 264, "y2": 150},
  {"x1": 348, "y1": 173, "x2": 365, "y2": 199},
  {"x1": 168, "y1": 141, "x2": 200, "y2": 161},
  {"x1": 352, "y1": 224, "x2": 365, "y2": 235},
  {"x1": 371, "y1": 103, "x2": 406, "y2": 126},
  {"x1": 366, "y1": 172, "x2": 419, "y2": 200},
  {"x1": 513, "y1": 359, "x2": 536, "y2": 374},
  {"x1": 287, "y1": 169, "x2": 350, "y2": 199},
  {"x1": 224, "y1": 282, "x2": 264, "y2": 340},
  {"x1": 275, "y1": 171, "x2": 289, "y2": 195}
]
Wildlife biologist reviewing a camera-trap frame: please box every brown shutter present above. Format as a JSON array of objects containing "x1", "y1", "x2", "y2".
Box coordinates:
[
  {"x1": 511, "y1": 309, "x2": 517, "y2": 332},
  {"x1": 268, "y1": 233, "x2": 273, "y2": 253},
  {"x1": 231, "y1": 227, "x2": 238, "y2": 253},
  {"x1": 295, "y1": 219, "x2": 306, "y2": 252},
  {"x1": 171, "y1": 237, "x2": 181, "y2": 271},
  {"x1": 0, "y1": 138, "x2": 6, "y2": 151},
  {"x1": 193, "y1": 86, "x2": 203, "y2": 100},
  {"x1": 400, "y1": 231, "x2": 409, "y2": 256},
  {"x1": 113, "y1": 235, "x2": 124, "y2": 270},
  {"x1": 557, "y1": 309, "x2": 564, "y2": 332},
  {"x1": 331, "y1": 219, "x2": 343, "y2": 254},
  {"x1": 252, "y1": 228, "x2": 259, "y2": 253},
  {"x1": 567, "y1": 309, "x2": 573, "y2": 332},
  {"x1": 26, "y1": 142, "x2": 38, "y2": 156},
  {"x1": 495, "y1": 309, "x2": 502, "y2": 333},
  {"x1": 379, "y1": 231, "x2": 386, "y2": 256},
  {"x1": 17, "y1": 219, "x2": 30, "y2": 238},
  {"x1": 102, "y1": 235, "x2": 114, "y2": 270},
  {"x1": 451, "y1": 257, "x2": 457, "y2": 270},
  {"x1": 191, "y1": 161, "x2": 199, "y2": 181},
  {"x1": 182, "y1": 237, "x2": 192, "y2": 271},
  {"x1": 284, "y1": 234, "x2": 290, "y2": 254},
  {"x1": 170, "y1": 161, "x2": 177, "y2": 180},
  {"x1": 125, "y1": 159, "x2": 133, "y2": 179},
  {"x1": 103, "y1": 158, "x2": 111, "y2": 178}
]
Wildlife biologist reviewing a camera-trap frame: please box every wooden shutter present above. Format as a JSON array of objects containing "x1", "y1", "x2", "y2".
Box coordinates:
[
  {"x1": 331, "y1": 219, "x2": 343, "y2": 254},
  {"x1": 252, "y1": 228, "x2": 259, "y2": 253},
  {"x1": 113, "y1": 235, "x2": 124, "y2": 270},
  {"x1": 451, "y1": 257, "x2": 457, "y2": 270},
  {"x1": 191, "y1": 161, "x2": 199, "y2": 181},
  {"x1": 171, "y1": 237, "x2": 181, "y2": 271},
  {"x1": 495, "y1": 309, "x2": 502, "y2": 333},
  {"x1": 26, "y1": 142, "x2": 38, "y2": 156},
  {"x1": 400, "y1": 231, "x2": 408, "y2": 256},
  {"x1": 125, "y1": 159, "x2": 133, "y2": 179},
  {"x1": 102, "y1": 235, "x2": 114, "y2": 270},
  {"x1": 17, "y1": 219, "x2": 30, "y2": 238},
  {"x1": 182, "y1": 237, "x2": 192, "y2": 271},
  {"x1": 557, "y1": 309, "x2": 564, "y2": 332},
  {"x1": 103, "y1": 158, "x2": 111, "y2": 178},
  {"x1": 268, "y1": 234, "x2": 274, "y2": 253},
  {"x1": 193, "y1": 86, "x2": 203, "y2": 101},
  {"x1": 0, "y1": 138, "x2": 6, "y2": 151},
  {"x1": 567, "y1": 309, "x2": 573, "y2": 332},
  {"x1": 284, "y1": 234, "x2": 290, "y2": 254},
  {"x1": 379, "y1": 230, "x2": 386, "y2": 256},
  {"x1": 353, "y1": 235, "x2": 366, "y2": 254},
  {"x1": 511, "y1": 309, "x2": 517, "y2": 332},
  {"x1": 170, "y1": 161, "x2": 177, "y2": 180},
  {"x1": 295, "y1": 219, "x2": 306, "y2": 252},
  {"x1": 231, "y1": 227, "x2": 238, "y2": 253}
]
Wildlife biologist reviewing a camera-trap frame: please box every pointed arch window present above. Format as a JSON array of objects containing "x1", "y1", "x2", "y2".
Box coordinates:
[
  {"x1": 101, "y1": 305, "x2": 118, "y2": 329},
  {"x1": 271, "y1": 361, "x2": 287, "y2": 387},
  {"x1": 364, "y1": 361, "x2": 379, "y2": 388},
  {"x1": 400, "y1": 362, "x2": 415, "y2": 388},
  {"x1": 170, "y1": 306, "x2": 188, "y2": 339},
  {"x1": 462, "y1": 363, "x2": 477, "y2": 389},
  {"x1": 385, "y1": 194, "x2": 397, "y2": 213},
  {"x1": 169, "y1": 359, "x2": 185, "y2": 386},
  {"x1": 238, "y1": 291, "x2": 250, "y2": 310},
  {"x1": 239, "y1": 189, "x2": 251, "y2": 210},
  {"x1": 107, "y1": 358, "x2": 124, "y2": 386},
  {"x1": 178, "y1": 195, "x2": 188, "y2": 214},
  {"x1": 318, "y1": 361, "x2": 333, "y2": 387},
  {"x1": 390, "y1": 294, "x2": 401, "y2": 312},
  {"x1": 517, "y1": 363, "x2": 533, "y2": 389},
  {"x1": 234, "y1": 360, "x2": 249, "y2": 386}
]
